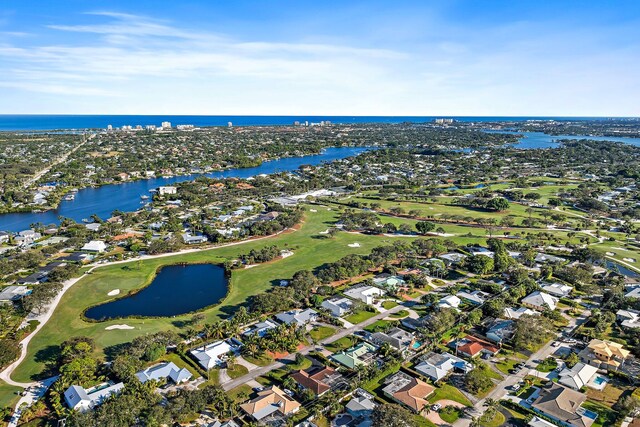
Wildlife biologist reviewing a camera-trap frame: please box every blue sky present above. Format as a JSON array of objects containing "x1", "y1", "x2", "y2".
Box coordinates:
[{"x1": 0, "y1": 0, "x2": 638, "y2": 115}]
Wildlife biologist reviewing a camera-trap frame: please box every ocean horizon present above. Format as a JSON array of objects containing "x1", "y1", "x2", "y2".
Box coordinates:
[{"x1": 0, "y1": 114, "x2": 630, "y2": 131}]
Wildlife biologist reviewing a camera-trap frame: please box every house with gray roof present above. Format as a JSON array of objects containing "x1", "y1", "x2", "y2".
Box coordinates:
[
  {"x1": 64, "y1": 382, "x2": 125, "y2": 412},
  {"x1": 275, "y1": 308, "x2": 318, "y2": 326},
  {"x1": 135, "y1": 362, "x2": 192, "y2": 384}
]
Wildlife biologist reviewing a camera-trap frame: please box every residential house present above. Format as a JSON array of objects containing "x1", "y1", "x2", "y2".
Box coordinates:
[
  {"x1": 242, "y1": 320, "x2": 278, "y2": 337},
  {"x1": 275, "y1": 308, "x2": 318, "y2": 326},
  {"x1": 0, "y1": 286, "x2": 31, "y2": 304},
  {"x1": 485, "y1": 319, "x2": 516, "y2": 344},
  {"x1": 135, "y1": 362, "x2": 192, "y2": 384},
  {"x1": 438, "y1": 253, "x2": 467, "y2": 265},
  {"x1": 541, "y1": 282, "x2": 574, "y2": 298},
  {"x1": 522, "y1": 291, "x2": 559, "y2": 311},
  {"x1": 158, "y1": 186, "x2": 177, "y2": 195},
  {"x1": 344, "y1": 285, "x2": 385, "y2": 305},
  {"x1": 346, "y1": 388, "x2": 377, "y2": 422},
  {"x1": 291, "y1": 365, "x2": 345, "y2": 396},
  {"x1": 450, "y1": 336, "x2": 500, "y2": 358},
  {"x1": 321, "y1": 297, "x2": 354, "y2": 317},
  {"x1": 529, "y1": 416, "x2": 560, "y2": 427},
  {"x1": 414, "y1": 352, "x2": 472, "y2": 382},
  {"x1": 578, "y1": 339, "x2": 630, "y2": 371},
  {"x1": 370, "y1": 328, "x2": 415, "y2": 355},
  {"x1": 504, "y1": 307, "x2": 538, "y2": 320},
  {"x1": 625, "y1": 286, "x2": 640, "y2": 299},
  {"x1": 558, "y1": 363, "x2": 599, "y2": 390},
  {"x1": 438, "y1": 295, "x2": 461, "y2": 310},
  {"x1": 81, "y1": 240, "x2": 107, "y2": 253},
  {"x1": 401, "y1": 316, "x2": 430, "y2": 331},
  {"x1": 64, "y1": 382, "x2": 125, "y2": 412},
  {"x1": 209, "y1": 420, "x2": 240, "y2": 427},
  {"x1": 85, "y1": 223, "x2": 101, "y2": 232},
  {"x1": 381, "y1": 372, "x2": 435, "y2": 413},
  {"x1": 616, "y1": 309, "x2": 640, "y2": 329},
  {"x1": 190, "y1": 340, "x2": 236, "y2": 370},
  {"x1": 330, "y1": 342, "x2": 377, "y2": 369},
  {"x1": 535, "y1": 253, "x2": 567, "y2": 264},
  {"x1": 373, "y1": 275, "x2": 406, "y2": 291},
  {"x1": 239, "y1": 386, "x2": 300, "y2": 422},
  {"x1": 0, "y1": 231, "x2": 10, "y2": 244},
  {"x1": 456, "y1": 290, "x2": 490, "y2": 305},
  {"x1": 531, "y1": 383, "x2": 595, "y2": 427},
  {"x1": 182, "y1": 233, "x2": 208, "y2": 245}
]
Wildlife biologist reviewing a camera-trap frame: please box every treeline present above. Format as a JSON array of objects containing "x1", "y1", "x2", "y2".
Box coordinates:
[{"x1": 239, "y1": 245, "x2": 281, "y2": 264}]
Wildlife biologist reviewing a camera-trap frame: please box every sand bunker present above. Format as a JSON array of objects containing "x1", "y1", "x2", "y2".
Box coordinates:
[
  {"x1": 309, "y1": 209, "x2": 317, "y2": 212},
  {"x1": 624, "y1": 258, "x2": 637, "y2": 263},
  {"x1": 105, "y1": 324, "x2": 134, "y2": 330},
  {"x1": 348, "y1": 243, "x2": 361, "y2": 248},
  {"x1": 107, "y1": 289, "x2": 120, "y2": 296},
  {"x1": 319, "y1": 229, "x2": 330, "y2": 234}
]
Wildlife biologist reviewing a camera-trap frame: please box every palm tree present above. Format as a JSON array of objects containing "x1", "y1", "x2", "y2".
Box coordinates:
[{"x1": 483, "y1": 398, "x2": 499, "y2": 417}]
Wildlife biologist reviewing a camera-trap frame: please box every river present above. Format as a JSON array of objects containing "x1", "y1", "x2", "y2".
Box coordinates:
[
  {"x1": 484, "y1": 130, "x2": 640, "y2": 149},
  {"x1": 0, "y1": 146, "x2": 370, "y2": 232}
]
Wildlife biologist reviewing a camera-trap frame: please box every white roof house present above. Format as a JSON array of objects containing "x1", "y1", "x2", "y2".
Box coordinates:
[
  {"x1": 64, "y1": 382, "x2": 124, "y2": 412},
  {"x1": 321, "y1": 297, "x2": 354, "y2": 317},
  {"x1": 344, "y1": 285, "x2": 385, "y2": 305},
  {"x1": 0, "y1": 285, "x2": 31, "y2": 302},
  {"x1": 135, "y1": 362, "x2": 192, "y2": 384},
  {"x1": 616, "y1": 309, "x2": 640, "y2": 329},
  {"x1": 438, "y1": 295, "x2": 461, "y2": 310},
  {"x1": 504, "y1": 306, "x2": 538, "y2": 320},
  {"x1": 275, "y1": 308, "x2": 318, "y2": 326},
  {"x1": 541, "y1": 282, "x2": 573, "y2": 297},
  {"x1": 415, "y1": 352, "x2": 472, "y2": 382},
  {"x1": 522, "y1": 291, "x2": 558, "y2": 311},
  {"x1": 456, "y1": 290, "x2": 490, "y2": 305},
  {"x1": 242, "y1": 319, "x2": 278, "y2": 337},
  {"x1": 158, "y1": 186, "x2": 177, "y2": 195},
  {"x1": 625, "y1": 287, "x2": 640, "y2": 299},
  {"x1": 529, "y1": 416, "x2": 557, "y2": 427},
  {"x1": 558, "y1": 363, "x2": 599, "y2": 390},
  {"x1": 190, "y1": 340, "x2": 235, "y2": 370},
  {"x1": 81, "y1": 240, "x2": 107, "y2": 253}
]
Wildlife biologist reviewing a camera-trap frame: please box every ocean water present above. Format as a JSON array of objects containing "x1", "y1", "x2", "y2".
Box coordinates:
[{"x1": 0, "y1": 114, "x2": 614, "y2": 131}]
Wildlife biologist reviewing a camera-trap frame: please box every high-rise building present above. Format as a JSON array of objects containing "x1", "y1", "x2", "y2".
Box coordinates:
[
  {"x1": 228, "y1": 122, "x2": 233, "y2": 128},
  {"x1": 161, "y1": 121, "x2": 172, "y2": 129},
  {"x1": 107, "y1": 124, "x2": 113, "y2": 131}
]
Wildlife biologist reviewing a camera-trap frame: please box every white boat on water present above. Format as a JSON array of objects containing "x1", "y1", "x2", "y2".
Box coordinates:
[
  {"x1": 63, "y1": 194, "x2": 75, "y2": 201},
  {"x1": 140, "y1": 195, "x2": 149, "y2": 200}
]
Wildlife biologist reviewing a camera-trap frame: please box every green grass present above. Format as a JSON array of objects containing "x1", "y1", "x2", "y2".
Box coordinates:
[
  {"x1": 389, "y1": 309, "x2": 409, "y2": 319},
  {"x1": 364, "y1": 320, "x2": 393, "y2": 333},
  {"x1": 226, "y1": 384, "x2": 253, "y2": 403},
  {"x1": 439, "y1": 406, "x2": 463, "y2": 423},
  {"x1": 243, "y1": 354, "x2": 273, "y2": 367},
  {"x1": 382, "y1": 300, "x2": 399, "y2": 309},
  {"x1": 309, "y1": 325, "x2": 337, "y2": 341},
  {"x1": 324, "y1": 336, "x2": 357, "y2": 353},
  {"x1": 428, "y1": 384, "x2": 473, "y2": 406},
  {"x1": 158, "y1": 352, "x2": 201, "y2": 378},
  {"x1": 479, "y1": 410, "x2": 506, "y2": 427},
  {"x1": 12, "y1": 207, "x2": 421, "y2": 382},
  {"x1": 582, "y1": 400, "x2": 617, "y2": 427},
  {"x1": 0, "y1": 379, "x2": 22, "y2": 409},
  {"x1": 226, "y1": 363, "x2": 249, "y2": 379},
  {"x1": 286, "y1": 356, "x2": 312, "y2": 371},
  {"x1": 536, "y1": 357, "x2": 558, "y2": 373},
  {"x1": 344, "y1": 309, "x2": 377, "y2": 324}
]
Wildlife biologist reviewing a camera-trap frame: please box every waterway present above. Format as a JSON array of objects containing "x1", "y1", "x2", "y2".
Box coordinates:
[
  {"x1": 484, "y1": 130, "x2": 640, "y2": 149},
  {"x1": 0, "y1": 146, "x2": 370, "y2": 231},
  {"x1": 84, "y1": 263, "x2": 228, "y2": 320}
]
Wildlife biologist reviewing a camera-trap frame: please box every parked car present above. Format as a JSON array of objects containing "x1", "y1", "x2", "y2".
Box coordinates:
[
  {"x1": 432, "y1": 403, "x2": 442, "y2": 411},
  {"x1": 512, "y1": 384, "x2": 521, "y2": 391}
]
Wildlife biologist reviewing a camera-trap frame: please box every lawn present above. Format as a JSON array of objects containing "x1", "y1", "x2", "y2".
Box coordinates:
[
  {"x1": 479, "y1": 410, "x2": 506, "y2": 427},
  {"x1": 324, "y1": 336, "x2": 357, "y2": 353},
  {"x1": 243, "y1": 353, "x2": 273, "y2": 367},
  {"x1": 439, "y1": 406, "x2": 463, "y2": 423},
  {"x1": 12, "y1": 207, "x2": 420, "y2": 382},
  {"x1": 344, "y1": 309, "x2": 377, "y2": 324},
  {"x1": 428, "y1": 384, "x2": 473, "y2": 406},
  {"x1": 382, "y1": 300, "x2": 399, "y2": 309},
  {"x1": 582, "y1": 400, "x2": 617, "y2": 427},
  {"x1": 309, "y1": 325, "x2": 337, "y2": 341},
  {"x1": 0, "y1": 379, "x2": 21, "y2": 409},
  {"x1": 536, "y1": 357, "x2": 558, "y2": 373},
  {"x1": 364, "y1": 320, "x2": 394, "y2": 333},
  {"x1": 226, "y1": 384, "x2": 253, "y2": 403},
  {"x1": 226, "y1": 363, "x2": 249, "y2": 379},
  {"x1": 586, "y1": 383, "x2": 626, "y2": 406},
  {"x1": 389, "y1": 309, "x2": 409, "y2": 319},
  {"x1": 158, "y1": 352, "x2": 202, "y2": 378}
]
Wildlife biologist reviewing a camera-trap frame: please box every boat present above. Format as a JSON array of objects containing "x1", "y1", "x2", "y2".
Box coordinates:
[
  {"x1": 63, "y1": 194, "x2": 75, "y2": 201},
  {"x1": 82, "y1": 218, "x2": 90, "y2": 223},
  {"x1": 140, "y1": 195, "x2": 149, "y2": 200}
]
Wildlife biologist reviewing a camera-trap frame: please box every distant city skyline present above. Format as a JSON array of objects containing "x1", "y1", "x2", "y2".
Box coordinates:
[{"x1": 0, "y1": 0, "x2": 638, "y2": 116}]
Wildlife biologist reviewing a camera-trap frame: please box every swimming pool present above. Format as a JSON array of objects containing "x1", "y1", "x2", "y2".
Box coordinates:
[
  {"x1": 593, "y1": 376, "x2": 607, "y2": 386},
  {"x1": 412, "y1": 341, "x2": 422, "y2": 349},
  {"x1": 579, "y1": 408, "x2": 598, "y2": 420}
]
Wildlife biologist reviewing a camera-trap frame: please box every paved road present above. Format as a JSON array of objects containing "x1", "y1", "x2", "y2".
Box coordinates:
[
  {"x1": 222, "y1": 302, "x2": 411, "y2": 391},
  {"x1": 23, "y1": 135, "x2": 90, "y2": 188},
  {"x1": 7, "y1": 376, "x2": 58, "y2": 427},
  {"x1": 453, "y1": 310, "x2": 591, "y2": 427}
]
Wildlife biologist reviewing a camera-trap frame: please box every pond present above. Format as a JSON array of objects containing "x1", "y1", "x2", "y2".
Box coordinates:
[{"x1": 85, "y1": 263, "x2": 228, "y2": 320}]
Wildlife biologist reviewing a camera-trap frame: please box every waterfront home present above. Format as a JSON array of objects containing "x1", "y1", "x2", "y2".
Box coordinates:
[
  {"x1": 240, "y1": 386, "x2": 300, "y2": 422},
  {"x1": 275, "y1": 308, "x2": 318, "y2": 326},
  {"x1": 85, "y1": 223, "x2": 101, "y2": 232},
  {"x1": 381, "y1": 372, "x2": 435, "y2": 413},
  {"x1": 182, "y1": 233, "x2": 208, "y2": 245},
  {"x1": 450, "y1": 335, "x2": 499, "y2": 358},
  {"x1": 504, "y1": 306, "x2": 538, "y2": 320},
  {"x1": 190, "y1": 340, "x2": 236, "y2": 370},
  {"x1": 135, "y1": 362, "x2": 192, "y2": 384},
  {"x1": 321, "y1": 297, "x2": 354, "y2": 317},
  {"x1": 290, "y1": 365, "x2": 345, "y2": 396},
  {"x1": 370, "y1": 327, "x2": 415, "y2": 355},
  {"x1": 616, "y1": 309, "x2": 640, "y2": 329},
  {"x1": 531, "y1": 383, "x2": 595, "y2": 427},
  {"x1": 0, "y1": 231, "x2": 9, "y2": 244},
  {"x1": 344, "y1": 285, "x2": 385, "y2": 305},
  {"x1": 158, "y1": 186, "x2": 177, "y2": 195},
  {"x1": 330, "y1": 342, "x2": 377, "y2": 369},
  {"x1": 15, "y1": 230, "x2": 42, "y2": 246},
  {"x1": 578, "y1": 339, "x2": 630, "y2": 371},
  {"x1": 242, "y1": 319, "x2": 278, "y2": 337},
  {"x1": 0, "y1": 286, "x2": 31, "y2": 304},
  {"x1": 81, "y1": 240, "x2": 107, "y2": 253},
  {"x1": 558, "y1": 363, "x2": 599, "y2": 390},
  {"x1": 522, "y1": 291, "x2": 559, "y2": 311},
  {"x1": 64, "y1": 382, "x2": 125, "y2": 412},
  {"x1": 541, "y1": 282, "x2": 574, "y2": 298},
  {"x1": 414, "y1": 352, "x2": 472, "y2": 382},
  {"x1": 485, "y1": 319, "x2": 516, "y2": 344}
]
